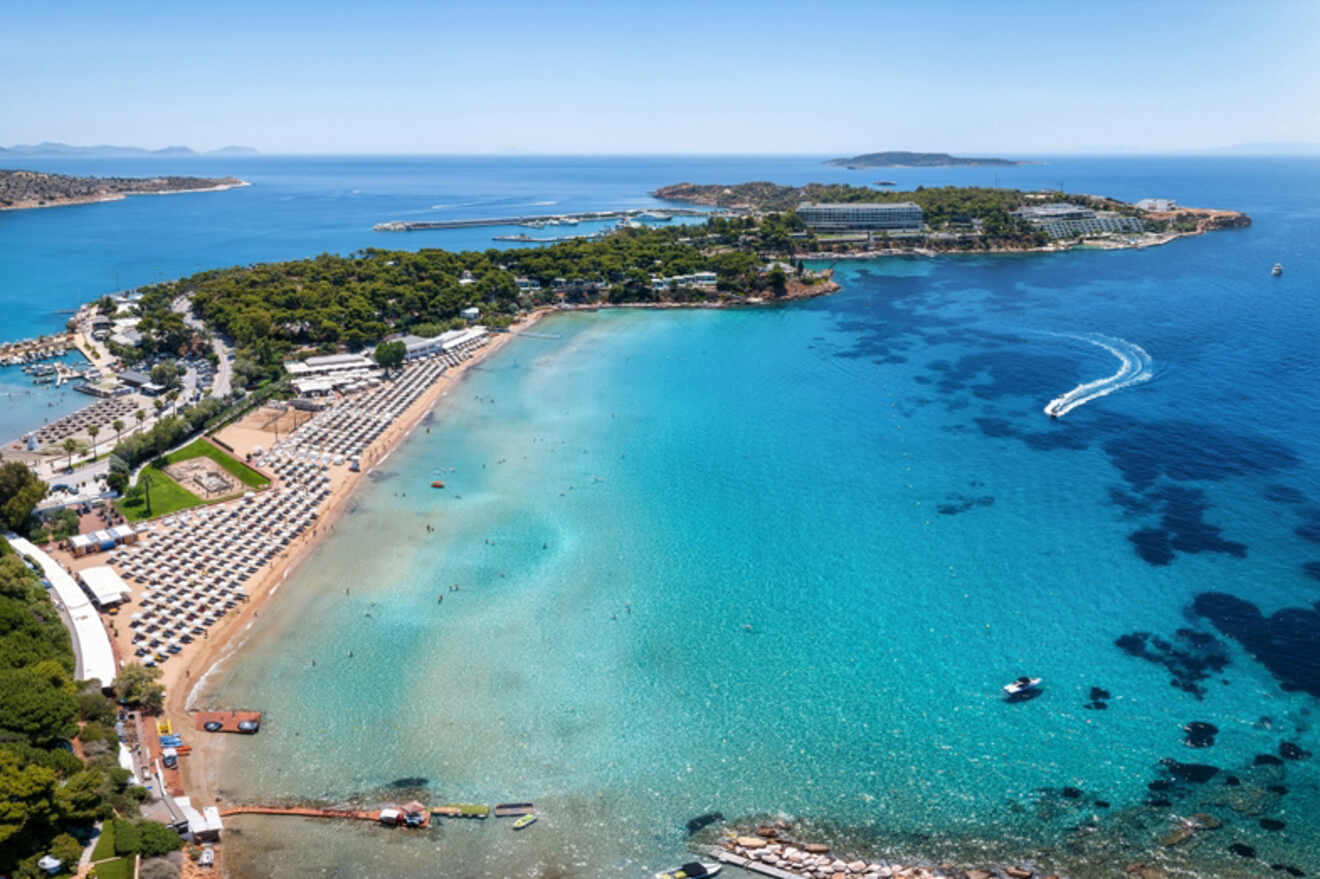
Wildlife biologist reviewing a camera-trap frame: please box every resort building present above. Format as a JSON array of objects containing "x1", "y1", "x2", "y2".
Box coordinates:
[
  {"x1": 1011, "y1": 202, "x2": 1096, "y2": 221},
  {"x1": 1011, "y1": 202, "x2": 1145, "y2": 239},
  {"x1": 1135, "y1": 198, "x2": 1178, "y2": 212},
  {"x1": 117, "y1": 369, "x2": 166, "y2": 396},
  {"x1": 461, "y1": 306, "x2": 481, "y2": 319},
  {"x1": 515, "y1": 278, "x2": 541, "y2": 292},
  {"x1": 399, "y1": 326, "x2": 490, "y2": 361},
  {"x1": 283, "y1": 353, "x2": 376, "y2": 378},
  {"x1": 797, "y1": 202, "x2": 924, "y2": 230},
  {"x1": 650, "y1": 271, "x2": 718, "y2": 291}
]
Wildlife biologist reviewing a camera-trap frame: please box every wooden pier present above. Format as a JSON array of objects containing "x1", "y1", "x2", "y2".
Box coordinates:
[
  {"x1": 220, "y1": 804, "x2": 430, "y2": 828},
  {"x1": 193, "y1": 710, "x2": 263, "y2": 733}
]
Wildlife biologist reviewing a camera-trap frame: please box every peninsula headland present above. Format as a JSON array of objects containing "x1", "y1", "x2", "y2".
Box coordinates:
[{"x1": 0, "y1": 168, "x2": 248, "y2": 211}]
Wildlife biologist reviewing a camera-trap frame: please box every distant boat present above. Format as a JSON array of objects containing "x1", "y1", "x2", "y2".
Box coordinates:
[
  {"x1": 655, "y1": 863, "x2": 721, "y2": 879},
  {"x1": 1002, "y1": 676, "x2": 1042, "y2": 697},
  {"x1": 875, "y1": 180, "x2": 897, "y2": 186},
  {"x1": 1272, "y1": 263, "x2": 1283, "y2": 276},
  {"x1": 512, "y1": 814, "x2": 537, "y2": 830}
]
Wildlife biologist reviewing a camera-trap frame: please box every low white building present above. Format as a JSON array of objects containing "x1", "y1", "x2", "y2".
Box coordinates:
[
  {"x1": 80, "y1": 565, "x2": 131, "y2": 607},
  {"x1": 283, "y1": 353, "x2": 376, "y2": 378}
]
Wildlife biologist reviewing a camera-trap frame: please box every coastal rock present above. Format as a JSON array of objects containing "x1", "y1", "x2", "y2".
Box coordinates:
[
  {"x1": 964, "y1": 871, "x2": 992, "y2": 879},
  {"x1": 1005, "y1": 868, "x2": 1032, "y2": 878},
  {"x1": 1189, "y1": 812, "x2": 1222, "y2": 829},
  {"x1": 831, "y1": 859, "x2": 848, "y2": 872},
  {"x1": 806, "y1": 844, "x2": 832, "y2": 854},
  {"x1": 1159, "y1": 826, "x2": 1193, "y2": 847},
  {"x1": 738, "y1": 836, "x2": 768, "y2": 849},
  {"x1": 757, "y1": 825, "x2": 780, "y2": 838},
  {"x1": 850, "y1": 861, "x2": 868, "y2": 873}
]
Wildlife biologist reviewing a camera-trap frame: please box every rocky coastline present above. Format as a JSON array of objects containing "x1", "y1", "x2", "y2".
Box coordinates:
[
  {"x1": 709, "y1": 822, "x2": 1061, "y2": 879},
  {"x1": 0, "y1": 168, "x2": 247, "y2": 210}
]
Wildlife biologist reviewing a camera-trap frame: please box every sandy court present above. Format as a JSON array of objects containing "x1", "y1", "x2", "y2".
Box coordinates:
[{"x1": 221, "y1": 404, "x2": 316, "y2": 459}]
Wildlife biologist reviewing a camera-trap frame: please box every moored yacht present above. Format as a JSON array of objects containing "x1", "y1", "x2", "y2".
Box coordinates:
[
  {"x1": 655, "y1": 862, "x2": 721, "y2": 879},
  {"x1": 1272, "y1": 263, "x2": 1283, "y2": 276}
]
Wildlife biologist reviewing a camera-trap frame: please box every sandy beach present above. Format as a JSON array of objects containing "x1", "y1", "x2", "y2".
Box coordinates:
[{"x1": 154, "y1": 311, "x2": 542, "y2": 809}]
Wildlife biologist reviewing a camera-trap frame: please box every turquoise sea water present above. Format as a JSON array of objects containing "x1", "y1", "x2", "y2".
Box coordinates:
[{"x1": 3, "y1": 156, "x2": 1319, "y2": 877}]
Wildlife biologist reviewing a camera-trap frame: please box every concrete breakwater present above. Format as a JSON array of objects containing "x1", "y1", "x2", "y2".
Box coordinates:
[
  {"x1": 710, "y1": 825, "x2": 1062, "y2": 879},
  {"x1": 373, "y1": 207, "x2": 721, "y2": 231}
]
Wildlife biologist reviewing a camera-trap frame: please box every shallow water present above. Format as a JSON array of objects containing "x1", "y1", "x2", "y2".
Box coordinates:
[{"x1": 204, "y1": 234, "x2": 1320, "y2": 878}]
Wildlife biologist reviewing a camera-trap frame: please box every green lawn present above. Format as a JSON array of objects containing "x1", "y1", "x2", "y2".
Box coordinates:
[
  {"x1": 91, "y1": 857, "x2": 133, "y2": 879},
  {"x1": 90, "y1": 821, "x2": 115, "y2": 860},
  {"x1": 160, "y1": 439, "x2": 269, "y2": 488},
  {"x1": 117, "y1": 465, "x2": 205, "y2": 522}
]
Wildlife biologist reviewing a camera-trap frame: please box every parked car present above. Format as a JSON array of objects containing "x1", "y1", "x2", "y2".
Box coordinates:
[
  {"x1": 203, "y1": 721, "x2": 223, "y2": 732},
  {"x1": 236, "y1": 720, "x2": 260, "y2": 734}
]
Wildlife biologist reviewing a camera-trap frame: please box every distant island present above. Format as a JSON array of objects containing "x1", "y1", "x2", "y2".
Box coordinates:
[
  {"x1": 0, "y1": 142, "x2": 259, "y2": 157},
  {"x1": 824, "y1": 151, "x2": 1023, "y2": 168},
  {"x1": 0, "y1": 169, "x2": 248, "y2": 211}
]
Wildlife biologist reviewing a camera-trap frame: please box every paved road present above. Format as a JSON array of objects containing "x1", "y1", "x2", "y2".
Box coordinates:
[{"x1": 173, "y1": 294, "x2": 233, "y2": 396}]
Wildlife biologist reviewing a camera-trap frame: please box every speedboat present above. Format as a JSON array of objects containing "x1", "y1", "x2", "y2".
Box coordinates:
[
  {"x1": 655, "y1": 863, "x2": 721, "y2": 879},
  {"x1": 1272, "y1": 263, "x2": 1283, "y2": 276},
  {"x1": 512, "y1": 814, "x2": 537, "y2": 830},
  {"x1": 1002, "y1": 676, "x2": 1042, "y2": 697}
]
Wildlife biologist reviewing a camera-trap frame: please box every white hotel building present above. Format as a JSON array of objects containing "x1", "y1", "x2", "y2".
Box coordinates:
[{"x1": 796, "y1": 202, "x2": 924, "y2": 230}]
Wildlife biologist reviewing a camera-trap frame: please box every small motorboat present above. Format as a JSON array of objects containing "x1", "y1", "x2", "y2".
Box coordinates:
[
  {"x1": 431, "y1": 480, "x2": 445, "y2": 489},
  {"x1": 1272, "y1": 263, "x2": 1283, "y2": 277},
  {"x1": 1003, "y1": 676, "x2": 1042, "y2": 697},
  {"x1": 512, "y1": 813, "x2": 537, "y2": 830},
  {"x1": 655, "y1": 863, "x2": 721, "y2": 879}
]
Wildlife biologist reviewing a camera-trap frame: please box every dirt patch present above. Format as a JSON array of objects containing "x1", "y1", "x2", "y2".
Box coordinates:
[{"x1": 163, "y1": 457, "x2": 240, "y2": 500}]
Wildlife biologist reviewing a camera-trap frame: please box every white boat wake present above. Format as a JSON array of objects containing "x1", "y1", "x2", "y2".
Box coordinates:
[{"x1": 1043, "y1": 333, "x2": 1153, "y2": 418}]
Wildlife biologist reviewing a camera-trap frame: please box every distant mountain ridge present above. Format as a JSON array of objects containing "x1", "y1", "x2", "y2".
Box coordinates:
[
  {"x1": 0, "y1": 142, "x2": 259, "y2": 157},
  {"x1": 825, "y1": 151, "x2": 1022, "y2": 168}
]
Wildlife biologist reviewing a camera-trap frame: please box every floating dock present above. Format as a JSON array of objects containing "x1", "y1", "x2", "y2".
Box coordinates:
[
  {"x1": 493, "y1": 802, "x2": 534, "y2": 817},
  {"x1": 193, "y1": 710, "x2": 263, "y2": 733},
  {"x1": 374, "y1": 208, "x2": 720, "y2": 232},
  {"x1": 431, "y1": 803, "x2": 490, "y2": 818}
]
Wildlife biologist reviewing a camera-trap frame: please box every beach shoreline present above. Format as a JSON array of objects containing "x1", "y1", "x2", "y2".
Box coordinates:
[{"x1": 160, "y1": 309, "x2": 541, "y2": 808}]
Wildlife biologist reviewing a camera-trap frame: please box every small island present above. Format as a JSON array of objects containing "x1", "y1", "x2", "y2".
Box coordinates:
[
  {"x1": 824, "y1": 150, "x2": 1024, "y2": 168},
  {"x1": 0, "y1": 169, "x2": 248, "y2": 211}
]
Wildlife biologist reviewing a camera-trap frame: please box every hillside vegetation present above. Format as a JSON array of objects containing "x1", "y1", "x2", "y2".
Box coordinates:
[{"x1": 0, "y1": 169, "x2": 242, "y2": 209}]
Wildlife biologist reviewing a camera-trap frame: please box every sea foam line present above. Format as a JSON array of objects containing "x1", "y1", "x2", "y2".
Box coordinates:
[{"x1": 1044, "y1": 333, "x2": 1153, "y2": 418}]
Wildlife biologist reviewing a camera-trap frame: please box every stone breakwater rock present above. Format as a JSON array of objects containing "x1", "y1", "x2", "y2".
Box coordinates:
[
  {"x1": 806, "y1": 843, "x2": 832, "y2": 854},
  {"x1": 1005, "y1": 869, "x2": 1033, "y2": 878},
  {"x1": 738, "y1": 836, "x2": 768, "y2": 848}
]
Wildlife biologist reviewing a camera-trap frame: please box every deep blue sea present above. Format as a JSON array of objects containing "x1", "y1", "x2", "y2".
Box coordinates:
[{"x1": 4, "y1": 156, "x2": 1318, "y2": 877}]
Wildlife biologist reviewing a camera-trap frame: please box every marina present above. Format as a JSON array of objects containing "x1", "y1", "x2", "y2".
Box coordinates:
[{"x1": 373, "y1": 207, "x2": 721, "y2": 232}]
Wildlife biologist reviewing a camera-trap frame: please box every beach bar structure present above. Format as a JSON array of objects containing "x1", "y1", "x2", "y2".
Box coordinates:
[
  {"x1": 70, "y1": 524, "x2": 138, "y2": 557},
  {"x1": 79, "y1": 565, "x2": 132, "y2": 608},
  {"x1": 283, "y1": 353, "x2": 376, "y2": 378},
  {"x1": 401, "y1": 326, "x2": 490, "y2": 361}
]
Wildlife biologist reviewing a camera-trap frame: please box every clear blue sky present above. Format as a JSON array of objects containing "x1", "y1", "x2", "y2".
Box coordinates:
[{"x1": 3, "y1": 0, "x2": 1317, "y2": 154}]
